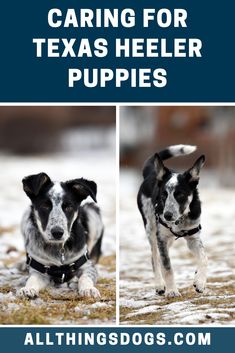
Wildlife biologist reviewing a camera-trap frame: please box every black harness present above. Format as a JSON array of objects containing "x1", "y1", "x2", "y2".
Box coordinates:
[
  {"x1": 158, "y1": 217, "x2": 201, "y2": 240},
  {"x1": 26, "y1": 251, "x2": 90, "y2": 284}
]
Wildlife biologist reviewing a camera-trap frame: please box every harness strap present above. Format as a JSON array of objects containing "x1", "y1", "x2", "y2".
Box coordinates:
[
  {"x1": 158, "y1": 218, "x2": 201, "y2": 240},
  {"x1": 26, "y1": 251, "x2": 90, "y2": 284}
]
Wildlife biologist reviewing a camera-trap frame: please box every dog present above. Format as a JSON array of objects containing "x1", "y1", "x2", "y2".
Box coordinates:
[
  {"x1": 137, "y1": 144, "x2": 208, "y2": 298},
  {"x1": 18, "y1": 172, "x2": 104, "y2": 299}
]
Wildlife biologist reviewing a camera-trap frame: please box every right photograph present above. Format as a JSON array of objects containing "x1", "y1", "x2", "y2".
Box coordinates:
[{"x1": 119, "y1": 106, "x2": 235, "y2": 325}]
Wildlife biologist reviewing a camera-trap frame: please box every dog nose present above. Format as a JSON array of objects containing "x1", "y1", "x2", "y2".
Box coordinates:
[
  {"x1": 164, "y1": 212, "x2": 173, "y2": 221},
  {"x1": 51, "y1": 227, "x2": 64, "y2": 240}
]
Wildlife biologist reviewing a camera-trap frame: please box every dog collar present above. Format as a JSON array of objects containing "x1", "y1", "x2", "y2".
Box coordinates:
[
  {"x1": 158, "y1": 218, "x2": 201, "y2": 240},
  {"x1": 26, "y1": 251, "x2": 90, "y2": 284}
]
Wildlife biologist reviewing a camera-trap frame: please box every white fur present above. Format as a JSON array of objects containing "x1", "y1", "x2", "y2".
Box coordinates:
[
  {"x1": 84, "y1": 206, "x2": 104, "y2": 253},
  {"x1": 49, "y1": 182, "x2": 64, "y2": 196},
  {"x1": 18, "y1": 270, "x2": 49, "y2": 298},
  {"x1": 141, "y1": 195, "x2": 165, "y2": 293},
  {"x1": 78, "y1": 274, "x2": 100, "y2": 298},
  {"x1": 164, "y1": 174, "x2": 181, "y2": 222},
  {"x1": 158, "y1": 224, "x2": 180, "y2": 297},
  {"x1": 37, "y1": 183, "x2": 70, "y2": 243},
  {"x1": 166, "y1": 173, "x2": 178, "y2": 188},
  {"x1": 169, "y1": 144, "x2": 197, "y2": 156}
]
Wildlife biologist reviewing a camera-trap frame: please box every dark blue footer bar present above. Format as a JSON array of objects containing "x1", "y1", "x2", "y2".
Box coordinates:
[{"x1": 0, "y1": 327, "x2": 234, "y2": 353}]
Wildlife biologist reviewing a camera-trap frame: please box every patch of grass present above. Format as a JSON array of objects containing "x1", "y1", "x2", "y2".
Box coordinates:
[
  {"x1": 86, "y1": 305, "x2": 116, "y2": 322},
  {"x1": 195, "y1": 297, "x2": 235, "y2": 306},
  {"x1": 3, "y1": 254, "x2": 25, "y2": 267},
  {"x1": 98, "y1": 279, "x2": 116, "y2": 300},
  {"x1": 0, "y1": 226, "x2": 16, "y2": 235},
  {"x1": 0, "y1": 257, "x2": 116, "y2": 325},
  {"x1": 120, "y1": 306, "x2": 164, "y2": 325},
  {"x1": 99, "y1": 255, "x2": 116, "y2": 273},
  {"x1": 0, "y1": 286, "x2": 116, "y2": 325},
  {"x1": 120, "y1": 280, "x2": 235, "y2": 325},
  {"x1": 208, "y1": 276, "x2": 234, "y2": 283},
  {"x1": 0, "y1": 285, "x2": 14, "y2": 294},
  {"x1": 0, "y1": 306, "x2": 51, "y2": 325}
]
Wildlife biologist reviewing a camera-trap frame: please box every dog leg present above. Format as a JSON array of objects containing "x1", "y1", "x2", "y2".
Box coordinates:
[
  {"x1": 78, "y1": 261, "x2": 100, "y2": 298},
  {"x1": 157, "y1": 236, "x2": 181, "y2": 297},
  {"x1": 149, "y1": 232, "x2": 165, "y2": 295},
  {"x1": 18, "y1": 271, "x2": 49, "y2": 299},
  {"x1": 186, "y1": 236, "x2": 207, "y2": 293},
  {"x1": 140, "y1": 196, "x2": 165, "y2": 294}
]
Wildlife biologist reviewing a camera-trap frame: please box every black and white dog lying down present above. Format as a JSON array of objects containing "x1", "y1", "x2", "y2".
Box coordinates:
[
  {"x1": 18, "y1": 172, "x2": 104, "y2": 299},
  {"x1": 137, "y1": 145, "x2": 208, "y2": 298}
]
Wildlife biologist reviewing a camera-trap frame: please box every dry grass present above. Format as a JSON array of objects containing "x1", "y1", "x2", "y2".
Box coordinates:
[
  {"x1": 0, "y1": 226, "x2": 17, "y2": 236},
  {"x1": 0, "y1": 254, "x2": 116, "y2": 325},
  {"x1": 120, "y1": 280, "x2": 235, "y2": 325}
]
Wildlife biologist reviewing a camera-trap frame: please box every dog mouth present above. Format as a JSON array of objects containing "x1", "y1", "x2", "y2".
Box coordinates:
[
  {"x1": 162, "y1": 216, "x2": 183, "y2": 225},
  {"x1": 174, "y1": 215, "x2": 186, "y2": 225},
  {"x1": 46, "y1": 237, "x2": 65, "y2": 244}
]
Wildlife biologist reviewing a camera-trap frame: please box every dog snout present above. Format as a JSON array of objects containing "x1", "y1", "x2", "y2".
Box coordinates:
[
  {"x1": 164, "y1": 211, "x2": 173, "y2": 221},
  {"x1": 51, "y1": 226, "x2": 64, "y2": 240}
]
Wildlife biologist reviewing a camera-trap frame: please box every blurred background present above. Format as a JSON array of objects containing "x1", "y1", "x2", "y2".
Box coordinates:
[
  {"x1": 120, "y1": 106, "x2": 235, "y2": 186},
  {"x1": 0, "y1": 106, "x2": 116, "y2": 324},
  {"x1": 0, "y1": 106, "x2": 116, "y2": 242},
  {"x1": 119, "y1": 106, "x2": 235, "y2": 325}
]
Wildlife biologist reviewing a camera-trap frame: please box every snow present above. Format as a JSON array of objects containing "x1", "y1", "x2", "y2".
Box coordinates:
[{"x1": 120, "y1": 169, "x2": 235, "y2": 325}]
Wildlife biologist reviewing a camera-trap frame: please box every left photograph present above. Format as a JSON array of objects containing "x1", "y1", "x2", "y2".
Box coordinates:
[{"x1": 0, "y1": 106, "x2": 116, "y2": 325}]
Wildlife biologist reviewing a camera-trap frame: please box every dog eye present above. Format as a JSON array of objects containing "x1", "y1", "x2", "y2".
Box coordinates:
[
  {"x1": 162, "y1": 191, "x2": 168, "y2": 199},
  {"x1": 63, "y1": 203, "x2": 73, "y2": 212},
  {"x1": 174, "y1": 192, "x2": 186, "y2": 200},
  {"x1": 39, "y1": 201, "x2": 51, "y2": 210}
]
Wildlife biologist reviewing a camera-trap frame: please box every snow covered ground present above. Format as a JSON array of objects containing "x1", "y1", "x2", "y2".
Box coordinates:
[
  {"x1": 0, "y1": 127, "x2": 116, "y2": 325},
  {"x1": 120, "y1": 169, "x2": 235, "y2": 325}
]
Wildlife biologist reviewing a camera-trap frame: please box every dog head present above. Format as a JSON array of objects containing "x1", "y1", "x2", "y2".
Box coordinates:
[
  {"x1": 154, "y1": 154, "x2": 205, "y2": 224},
  {"x1": 22, "y1": 172, "x2": 97, "y2": 243}
]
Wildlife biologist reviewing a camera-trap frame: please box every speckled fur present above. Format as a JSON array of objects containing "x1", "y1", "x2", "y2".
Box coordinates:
[
  {"x1": 137, "y1": 145, "x2": 208, "y2": 298},
  {"x1": 18, "y1": 173, "x2": 104, "y2": 299}
]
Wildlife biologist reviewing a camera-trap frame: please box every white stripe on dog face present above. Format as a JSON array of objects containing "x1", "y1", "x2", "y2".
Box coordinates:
[
  {"x1": 163, "y1": 174, "x2": 181, "y2": 222},
  {"x1": 34, "y1": 182, "x2": 79, "y2": 244},
  {"x1": 46, "y1": 183, "x2": 68, "y2": 240},
  {"x1": 34, "y1": 182, "x2": 69, "y2": 243},
  {"x1": 163, "y1": 174, "x2": 194, "y2": 223},
  {"x1": 166, "y1": 174, "x2": 178, "y2": 189},
  {"x1": 48, "y1": 182, "x2": 64, "y2": 200}
]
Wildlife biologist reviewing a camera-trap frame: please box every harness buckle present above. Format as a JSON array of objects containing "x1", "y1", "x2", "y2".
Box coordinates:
[
  {"x1": 44, "y1": 265, "x2": 50, "y2": 274},
  {"x1": 27, "y1": 255, "x2": 32, "y2": 267},
  {"x1": 61, "y1": 273, "x2": 65, "y2": 283},
  {"x1": 69, "y1": 262, "x2": 76, "y2": 273},
  {"x1": 84, "y1": 252, "x2": 89, "y2": 261}
]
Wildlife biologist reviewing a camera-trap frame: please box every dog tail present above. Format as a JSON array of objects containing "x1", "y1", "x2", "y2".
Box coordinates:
[
  {"x1": 142, "y1": 144, "x2": 197, "y2": 178},
  {"x1": 158, "y1": 144, "x2": 197, "y2": 161}
]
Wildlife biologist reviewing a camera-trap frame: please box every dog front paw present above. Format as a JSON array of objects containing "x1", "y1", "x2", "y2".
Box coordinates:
[
  {"x1": 156, "y1": 285, "x2": 165, "y2": 296},
  {"x1": 193, "y1": 272, "x2": 206, "y2": 293},
  {"x1": 18, "y1": 287, "x2": 39, "y2": 299},
  {"x1": 165, "y1": 289, "x2": 181, "y2": 298},
  {"x1": 193, "y1": 279, "x2": 206, "y2": 293},
  {"x1": 79, "y1": 287, "x2": 101, "y2": 299}
]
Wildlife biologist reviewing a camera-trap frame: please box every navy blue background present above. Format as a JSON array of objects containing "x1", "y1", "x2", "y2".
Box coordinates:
[
  {"x1": 0, "y1": 327, "x2": 233, "y2": 353},
  {"x1": 0, "y1": 0, "x2": 234, "y2": 102}
]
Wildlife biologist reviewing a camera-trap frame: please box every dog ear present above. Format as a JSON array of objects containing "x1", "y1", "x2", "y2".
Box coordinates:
[
  {"x1": 22, "y1": 172, "x2": 51, "y2": 199},
  {"x1": 186, "y1": 155, "x2": 205, "y2": 181},
  {"x1": 65, "y1": 178, "x2": 97, "y2": 203},
  {"x1": 154, "y1": 153, "x2": 168, "y2": 181}
]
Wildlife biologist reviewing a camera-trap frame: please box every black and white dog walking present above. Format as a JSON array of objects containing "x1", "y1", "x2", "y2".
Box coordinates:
[
  {"x1": 137, "y1": 145, "x2": 207, "y2": 298},
  {"x1": 18, "y1": 172, "x2": 104, "y2": 299}
]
